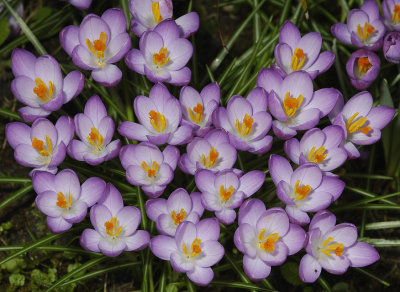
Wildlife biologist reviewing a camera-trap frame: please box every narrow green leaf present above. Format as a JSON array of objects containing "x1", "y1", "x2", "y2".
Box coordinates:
[
  {"x1": 0, "y1": 17, "x2": 10, "y2": 46},
  {"x1": 361, "y1": 238, "x2": 400, "y2": 247},
  {"x1": 224, "y1": 253, "x2": 253, "y2": 285},
  {"x1": 187, "y1": 277, "x2": 196, "y2": 292},
  {"x1": 365, "y1": 221, "x2": 400, "y2": 230},
  {"x1": 0, "y1": 245, "x2": 101, "y2": 256},
  {"x1": 279, "y1": 0, "x2": 291, "y2": 25},
  {"x1": 354, "y1": 268, "x2": 390, "y2": 287},
  {"x1": 0, "y1": 183, "x2": 33, "y2": 212},
  {"x1": 0, "y1": 177, "x2": 31, "y2": 184},
  {"x1": 210, "y1": 281, "x2": 275, "y2": 291},
  {"x1": 341, "y1": 173, "x2": 393, "y2": 180},
  {"x1": 344, "y1": 186, "x2": 397, "y2": 205},
  {"x1": 318, "y1": 277, "x2": 332, "y2": 292},
  {"x1": 0, "y1": 107, "x2": 23, "y2": 121}
]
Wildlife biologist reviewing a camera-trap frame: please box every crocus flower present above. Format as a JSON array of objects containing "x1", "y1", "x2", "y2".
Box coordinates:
[
  {"x1": 66, "y1": 0, "x2": 92, "y2": 10},
  {"x1": 68, "y1": 95, "x2": 120, "y2": 165},
  {"x1": 213, "y1": 87, "x2": 273, "y2": 154},
  {"x1": 10, "y1": 49, "x2": 84, "y2": 122},
  {"x1": 274, "y1": 20, "x2": 335, "y2": 79},
  {"x1": 180, "y1": 82, "x2": 220, "y2": 137},
  {"x1": 284, "y1": 126, "x2": 348, "y2": 172},
  {"x1": 269, "y1": 155, "x2": 344, "y2": 225},
  {"x1": 120, "y1": 142, "x2": 179, "y2": 198},
  {"x1": 382, "y1": 0, "x2": 400, "y2": 31},
  {"x1": 6, "y1": 116, "x2": 74, "y2": 175},
  {"x1": 60, "y1": 8, "x2": 131, "y2": 87},
  {"x1": 345, "y1": 49, "x2": 380, "y2": 90},
  {"x1": 299, "y1": 210, "x2": 379, "y2": 283},
  {"x1": 330, "y1": 91, "x2": 395, "y2": 159},
  {"x1": 146, "y1": 188, "x2": 204, "y2": 236},
  {"x1": 129, "y1": 0, "x2": 199, "y2": 38},
  {"x1": 150, "y1": 219, "x2": 224, "y2": 286},
  {"x1": 257, "y1": 69, "x2": 339, "y2": 140},
  {"x1": 118, "y1": 83, "x2": 192, "y2": 145},
  {"x1": 195, "y1": 169, "x2": 265, "y2": 225},
  {"x1": 125, "y1": 20, "x2": 193, "y2": 86},
  {"x1": 179, "y1": 129, "x2": 237, "y2": 175},
  {"x1": 81, "y1": 183, "x2": 150, "y2": 257},
  {"x1": 331, "y1": 0, "x2": 385, "y2": 50},
  {"x1": 383, "y1": 32, "x2": 400, "y2": 63},
  {"x1": 32, "y1": 169, "x2": 106, "y2": 233},
  {"x1": 234, "y1": 199, "x2": 306, "y2": 281}
]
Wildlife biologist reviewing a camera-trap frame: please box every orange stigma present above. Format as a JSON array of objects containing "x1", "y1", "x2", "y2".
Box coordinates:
[
  {"x1": 236, "y1": 114, "x2": 253, "y2": 136},
  {"x1": 357, "y1": 22, "x2": 375, "y2": 41},
  {"x1": 201, "y1": 146, "x2": 219, "y2": 168},
  {"x1": 291, "y1": 48, "x2": 306, "y2": 71},
  {"x1": 104, "y1": 217, "x2": 123, "y2": 238},
  {"x1": 141, "y1": 161, "x2": 159, "y2": 178},
  {"x1": 258, "y1": 229, "x2": 280, "y2": 252},
  {"x1": 308, "y1": 146, "x2": 327, "y2": 163},
  {"x1": 32, "y1": 135, "x2": 52, "y2": 158},
  {"x1": 220, "y1": 185, "x2": 235, "y2": 202},
  {"x1": 294, "y1": 180, "x2": 311, "y2": 200},
  {"x1": 171, "y1": 209, "x2": 186, "y2": 225},
  {"x1": 153, "y1": 47, "x2": 170, "y2": 67},
  {"x1": 283, "y1": 91, "x2": 304, "y2": 118},
  {"x1": 393, "y1": 5, "x2": 400, "y2": 23},
  {"x1": 86, "y1": 32, "x2": 107, "y2": 66},
  {"x1": 56, "y1": 192, "x2": 72, "y2": 209},
  {"x1": 183, "y1": 238, "x2": 202, "y2": 258},
  {"x1": 152, "y1": 2, "x2": 163, "y2": 23},
  {"x1": 358, "y1": 57, "x2": 372, "y2": 75},
  {"x1": 321, "y1": 237, "x2": 344, "y2": 257},
  {"x1": 346, "y1": 112, "x2": 371, "y2": 135},
  {"x1": 188, "y1": 103, "x2": 203, "y2": 124},
  {"x1": 87, "y1": 127, "x2": 104, "y2": 153},
  {"x1": 33, "y1": 78, "x2": 54, "y2": 102},
  {"x1": 149, "y1": 110, "x2": 166, "y2": 132}
]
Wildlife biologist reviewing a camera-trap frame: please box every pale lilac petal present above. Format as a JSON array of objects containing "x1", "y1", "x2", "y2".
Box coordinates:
[
  {"x1": 14, "y1": 144, "x2": 42, "y2": 167},
  {"x1": 118, "y1": 121, "x2": 150, "y2": 141},
  {"x1": 290, "y1": 108, "x2": 321, "y2": 130},
  {"x1": 54, "y1": 169, "x2": 80, "y2": 200},
  {"x1": 145, "y1": 198, "x2": 167, "y2": 221},
  {"x1": 47, "y1": 216, "x2": 72, "y2": 233},
  {"x1": 257, "y1": 208, "x2": 289, "y2": 236},
  {"x1": 305, "y1": 88, "x2": 340, "y2": 117},
  {"x1": 190, "y1": 192, "x2": 204, "y2": 217},
  {"x1": 300, "y1": 191, "x2": 333, "y2": 212},
  {"x1": 276, "y1": 181, "x2": 294, "y2": 205},
  {"x1": 257, "y1": 68, "x2": 283, "y2": 95},
  {"x1": 107, "y1": 33, "x2": 131, "y2": 63},
  {"x1": 153, "y1": 20, "x2": 180, "y2": 47},
  {"x1": 216, "y1": 208, "x2": 237, "y2": 225},
  {"x1": 331, "y1": 23, "x2": 351, "y2": 44},
  {"x1": 55, "y1": 116, "x2": 74, "y2": 146},
  {"x1": 299, "y1": 254, "x2": 321, "y2": 283},
  {"x1": 326, "y1": 223, "x2": 358, "y2": 247},
  {"x1": 90, "y1": 204, "x2": 111, "y2": 235},
  {"x1": 196, "y1": 218, "x2": 220, "y2": 241},
  {"x1": 116, "y1": 206, "x2": 141, "y2": 236},
  {"x1": 342, "y1": 91, "x2": 373, "y2": 119},
  {"x1": 234, "y1": 228, "x2": 245, "y2": 253},
  {"x1": 63, "y1": 71, "x2": 85, "y2": 102},
  {"x1": 35, "y1": 55, "x2": 62, "y2": 91},
  {"x1": 258, "y1": 240, "x2": 288, "y2": 266},
  {"x1": 282, "y1": 71, "x2": 314, "y2": 105},
  {"x1": 196, "y1": 240, "x2": 224, "y2": 267},
  {"x1": 284, "y1": 138, "x2": 300, "y2": 164},
  {"x1": 282, "y1": 223, "x2": 306, "y2": 255},
  {"x1": 274, "y1": 43, "x2": 293, "y2": 73},
  {"x1": 69, "y1": 0, "x2": 92, "y2": 10},
  {"x1": 80, "y1": 229, "x2": 101, "y2": 252},
  {"x1": 291, "y1": 163, "x2": 322, "y2": 190},
  {"x1": 367, "y1": 106, "x2": 395, "y2": 129},
  {"x1": 248, "y1": 135, "x2": 273, "y2": 154},
  {"x1": 187, "y1": 266, "x2": 213, "y2": 286},
  {"x1": 5, "y1": 122, "x2": 31, "y2": 149},
  {"x1": 67, "y1": 140, "x2": 87, "y2": 161},
  {"x1": 347, "y1": 241, "x2": 379, "y2": 267},
  {"x1": 309, "y1": 210, "x2": 336, "y2": 234},
  {"x1": 269, "y1": 154, "x2": 292, "y2": 185},
  {"x1": 201, "y1": 191, "x2": 222, "y2": 212},
  {"x1": 238, "y1": 170, "x2": 265, "y2": 197},
  {"x1": 168, "y1": 67, "x2": 191, "y2": 86},
  {"x1": 168, "y1": 125, "x2": 192, "y2": 145},
  {"x1": 79, "y1": 15, "x2": 111, "y2": 46},
  {"x1": 279, "y1": 20, "x2": 301, "y2": 49},
  {"x1": 239, "y1": 223, "x2": 257, "y2": 257},
  {"x1": 18, "y1": 106, "x2": 51, "y2": 122},
  {"x1": 125, "y1": 230, "x2": 150, "y2": 251},
  {"x1": 319, "y1": 254, "x2": 350, "y2": 275},
  {"x1": 150, "y1": 235, "x2": 177, "y2": 260},
  {"x1": 175, "y1": 12, "x2": 199, "y2": 38},
  {"x1": 60, "y1": 26, "x2": 80, "y2": 56},
  {"x1": 72, "y1": 45, "x2": 97, "y2": 70},
  {"x1": 166, "y1": 38, "x2": 193, "y2": 70},
  {"x1": 272, "y1": 120, "x2": 297, "y2": 140},
  {"x1": 297, "y1": 32, "x2": 322, "y2": 66},
  {"x1": 11, "y1": 76, "x2": 37, "y2": 107},
  {"x1": 125, "y1": 49, "x2": 146, "y2": 74},
  {"x1": 98, "y1": 239, "x2": 126, "y2": 257},
  {"x1": 175, "y1": 222, "x2": 196, "y2": 251},
  {"x1": 306, "y1": 51, "x2": 336, "y2": 76},
  {"x1": 243, "y1": 255, "x2": 271, "y2": 281},
  {"x1": 318, "y1": 176, "x2": 345, "y2": 201},
  {"x1": 63, "y1": 200, "x2": 88, "y2": 223},
  {"x1": 98, "y1": 184, "x2": 124, "y2": 215},
  {"x1": 238, "y1": 199, "x2": 266, "y2": 226},
  {"x1": 35, "y1": 191, "x2": 62, "y2": 217},
  {"x1": 32, "y1": 171, "x2": 55, "y2": 194},
  {"x1": 101, "y1": 8, "x2": 126, "y2": 37},
  {"x1": 11, "y1": 49, "x2": 36, "y2": 79},
  {"x1": 343, "y1": 141, "x2": 360, "y2": 159},
  {"x1": 285, "y1": 205, "x2": 310, "y2": 226},
  {"x1": 247, "y1": 87, "x2": 268, "y2": 112},
  {"x1": 170, "y1": 252, "x2": 195, "y2": 272},
  {"x1": 91, "y1": 64, "x2": 122, "y2": 87},
  {"x1": 80, "y1": 177, "x2": 106, "y2": 206},
  {"x1": 167, "y1": 188, "x2": 192, "y2": 214}
]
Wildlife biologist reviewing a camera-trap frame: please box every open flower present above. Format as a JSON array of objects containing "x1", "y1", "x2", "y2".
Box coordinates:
[
  {"x1": 383, "y1": 32, "x2": 400, "y2": 63},
  {"x1": 382, "y1": 0, "x2": 400, "y2": 31},
  {"x1": 284, "y1": 126, "x2": 348, "y2": 172},
  {"x1": 68, "y1": 95, "x2": 120, "y2": 165},
  {"x1": 346, "y1": 49, "x2": 380, "y2": 90},
  {"x1": 146, "y1": 188, "x2": 204, "y2": 236},
  {"x1": 120, "y1": 142, "x2": 179, "y2": 198},
  {"x1": 66, "y1": 0, "x2": 92, "y2": 10},
  {"x1": 269, "y1": 155, "x2": 344, "y2": 225},
  {"x1": 129, "y1": 0, "x2": 199, "y2": 38},
  {"x1": 257, "y1": 69, "x2": 339, "y2": 140},
  {"x1": 180, "y1": 82, "x2": 220, "y2": 137},
  {"x1": 331, "y1": 0, "x2": 385, "y2": 50},
  {"x1": 11, "y1": 49, "x2": 84, "y2": 122},
  {"x1": 274, "y1": 20, "x2": 335, "y2": 79},
  {"x1": 81, "y1": 183, "x2": 150, "y2": 257},
  {"x1": 330, "y1": 91, "x2": 395, "y2": 159},
  {"x1": 179, "y1": 129, "x2": 237, "y2": 175},
  {"x1": 33, "y1": 169, "x2": 106, "y2": 233},
  {"x1": 118, "y1": 83, "x2": 192, "y2": 145},
  {"x1": 6, "y1": 116, "x2": 74, "y2": 175},
  {"x1": 299, "y1": 210, "x2": 379, "y2": 283},
  {"x1": 234, "y1": 199, "x2": 306, "y2": 281},
  {"x1": 60, "y1": 8, "x2": 131, "y2": 87},
  {"x1": 213, "y1": 87, "x2": 273, "y2": 154},
  {"x1": 125, "y1": 20, "x2": 193, "y2": 86},
  {"x1": 150, "y1": 219, "x2": 224, "y2": 286},
  {"x1": 195, "y1": 169, "x2": 265, "y2": 225}
]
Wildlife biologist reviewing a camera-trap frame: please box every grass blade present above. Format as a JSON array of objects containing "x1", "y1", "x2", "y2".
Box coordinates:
[{"x1": 0, "y1": 183, "x2": 33, "y2": 211}]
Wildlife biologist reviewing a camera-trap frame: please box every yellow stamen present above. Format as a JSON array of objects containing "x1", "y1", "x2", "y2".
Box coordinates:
[
  {"x1": 149, "y1": 110, "x2": 167, "y2": 133},
  {"x1": 171, "y1": 209, "x2": 186, "y2": 225},
  {"x1": 308, "y1": 146, "x2": 327, "y2": 163},
  {"x1": 393, "y1": 5, "x2": 400, "y2": 23},
  {"x1": 104, "y1": 217, "x2": 123, "y2": 237},
  {"x1": 235, "y1": 114, "x2": 253, "y2": 136},
  {"x1": 56, "y1": 192, "x2": 72, "y2": 209},
  {"x1": 283, "y1": 91, "x2": 304, "y2": 118},
  {"x1": 321, "y1": 237, "x2": 344, "y2": 257},
  {"x1": 141, "y1": 161, "x2": 159, "y2": 178},
  {"x1": 201, "y1": 146, "x2": 219, "y2": 168},
  {"x1": 33, "y1": 78, "x2": 54, "y2": 101},
  {"x1": 32, "y1": 135, "x2": 52, "y2": 157},
  {"x1": 220, "y1": 185, "x2": 235, "y2": 202},
  {"x1": 153, "y1": 47, "x2": 170, "y2": 67},
  {"x1": 183, "y1": 238, "x2": 202, "y2": 258},
  {"x1": 188, "y1": 103, "x2": 203, "y2": 124},
  {"x1": 152, "y1": 1, "x2": 163, "y2": 23},
  {"x1": 257, "y1": 228, "x2": 280, "y2": 252},
  {"x1": 346, "y1": 112, "x2": 371, "y2": 135},
  {"x1": 357, "y1": 22, "x2": 375, "y2": 41},
  {"x1": 86, "y1": 32, "x2": 107, "y2": 66},
  {"x1": 291, "y1": 48, "x2": 306, "y2": 71},
  {"x1": 358, "y1": 57, "x2": 372, "y2": 75},
  {"x1": 294, "y1": 180, "x2": 311, "y2": 200},
  {"x1": 87, "y1": 127, "x2": 104, "y2": 153}
]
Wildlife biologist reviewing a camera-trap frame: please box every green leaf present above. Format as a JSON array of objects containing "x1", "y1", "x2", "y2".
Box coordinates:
[
  {"x1": 365, "y1": 221, "x2": 400, "y2": 230},
  {"x1": 32, "y1": 7, "x2": 52, "y2": 24},
  {"x1": 0, "y1": 183, "x2": 33, "y2": 212},
  {"x1": 0, "y1": 17, "x2": 10, "y2": 46},
  {"x1": 165, "y1": 284, "x2": 178, "y2": 292},
  {"x1": 332, "y1": 282, "x2": 349, "y2": 292},
  {"x1": 280, "y1": 262, "x2": 303, "y2": 286},
  {"x1": 9, "y1": 273, "x2": 25, "y2": 287}
]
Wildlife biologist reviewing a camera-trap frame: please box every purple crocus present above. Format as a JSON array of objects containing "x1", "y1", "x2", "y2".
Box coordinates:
[
  {"x1": 269, "y1": 155, "x2": 344, "y2": 225},
  {"x1": 274, "y1": 20, "x2": 335, "y2": 79},
  {"x1": 146, "y1": 188, "x2": 204, "y2": 236},
  {"x1": 257, "y1": 69, "x2": 339, "y2": 140},
  {"x1": 179, "y1": 129, "x2": 237, "y2": 175},
  {"x1": 284, "y1": 126, "x2": 348, "y2": 172},
  {"x1": 234, "y1": 199, "x2": 306, "y2": 281},
  {"x1": 66, "y1": 0, "x2": 92, "y2": 10},
  {"x1": 68, "y1": 95, "x2": 120, "y2": 165},
  {"x1": 129, "y1": 0, "x2": 199, "y2": 38},
  {"x1": 331, "y1": 0, "x2": 386, "y2": 50},
  {"x1": 382, "y1": 0, "x2": 400, "y2": 31},
  {"x1": 60, "y1": 8, "x2": 131, "y2": 87},
  {"x1": 118, "y1": 83, "x2": 192, "y2": 145},
  {"x1": 383, "y1": 32, "x2": 400, "y2": 63},
  {"x1": 125, "y1": 20, "x2": 193, "y2": 86},
  {"x1": 32, "y1": 169, "x2": 106, "y2": 233},
  {"x1": 80, "y1": 183, "x2": 150, "y2": 257},
  {"x1": 150, "y1": 219, "x2": 224, "y2": 286},
  {"x1": 195, "y1": 169, "x2": 265, "y2": 225},
  {"x1": 120, "y1": 142, "x2": 179, "y2": 198},
  {"x1": 11, "y1": 49, "x2": 84, "y2": 122},
  {"x1": 213, "y1": 87, "x2": 273, "y2": 154},
  {"x1": 346, "y1": 49, "x2": 380, "y2": 90},
  {"x1": 299, "y1": 210, "x2": 379, "y2": 283},
  {"x1": 6, "y1": 116, "x2": 74, "y2": 175},
  {"x1": 180, "y1": 82, "x2": 220, "y2": 137},
  {"x1": 330, "y1": 91, "x2": 395, "y2": 159}
]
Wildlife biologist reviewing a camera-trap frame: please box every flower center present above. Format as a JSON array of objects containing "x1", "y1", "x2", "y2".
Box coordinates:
[
  {"x1": 346, "y1": 112, "x2": 371, "y2": 135},
  {"x1": 152, "y1": 1, "x2": 163, "y2": 23},
  {"x1": 357, "y1": 57, "x2": 372, "y2": 76},
  {"x1": 357, "y1": 22, "x2": 375, "y2": 41},
  {"x1": 141, "y1": 161, "x2": 159, "y2": 178},
  {"x1": 86, "y1": 32, "x2": 107, "y2": 66},
  {"x1": 56, "y1": 192, "x2": 72, "y2": 209},
  {"x1": 201, "y1": 146, "x2": 219, "y2": 168},
  {"x1": 188, "y1": 102, "x2": 203, "y2": 124},
  {"x1": 149, "y1": 110, "x2": 166, "y2": 133},
  {"x1": 393, "y1": 5, "x2": 400, "y2": 23},
  {"x1": 171, "y1": 209, "x2": 186, "y2": 225},
  {"x1": 32, "y1": 135, "x2": 52, "y2": 157},
  {"x1": 283, "y1": 91, "x2": 304, "y2": 118},
  {"x1": 257, "y1": 228, "x2": 280, "y2": 252},
  {"x1": 321, "y1": 237, "x2": 344, "y2": 257},
  {"x1": 219, "y1": 185, "x2": 235, "y2": 202},
  {"x1": 153, "y1": 47, "x2": 170, "y2": 67},
  {"x1": 183, "y1": 238, "x2": 202, "y2": 258},
  {"x1": 87, "y1": 127, "x2": 104, "y2": 154},
  {"x1": 291, "y1": 48, "x2": 306, "y2": 71},
  {"x1": 33, "y1": 78, "x2": 54, "y2": 102},
  {"x1": 308, "y1": 146, "x2": 327, "y2": 163},
  {"x1": 294, "y1": 180, "x2": 311, "y2": 200},
  {"x1": 104, "y1": 217, "x2": 123, "y2": 238},
  {"x1": 235, "y1": 114, "x2": 253, "y2": 136}
]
